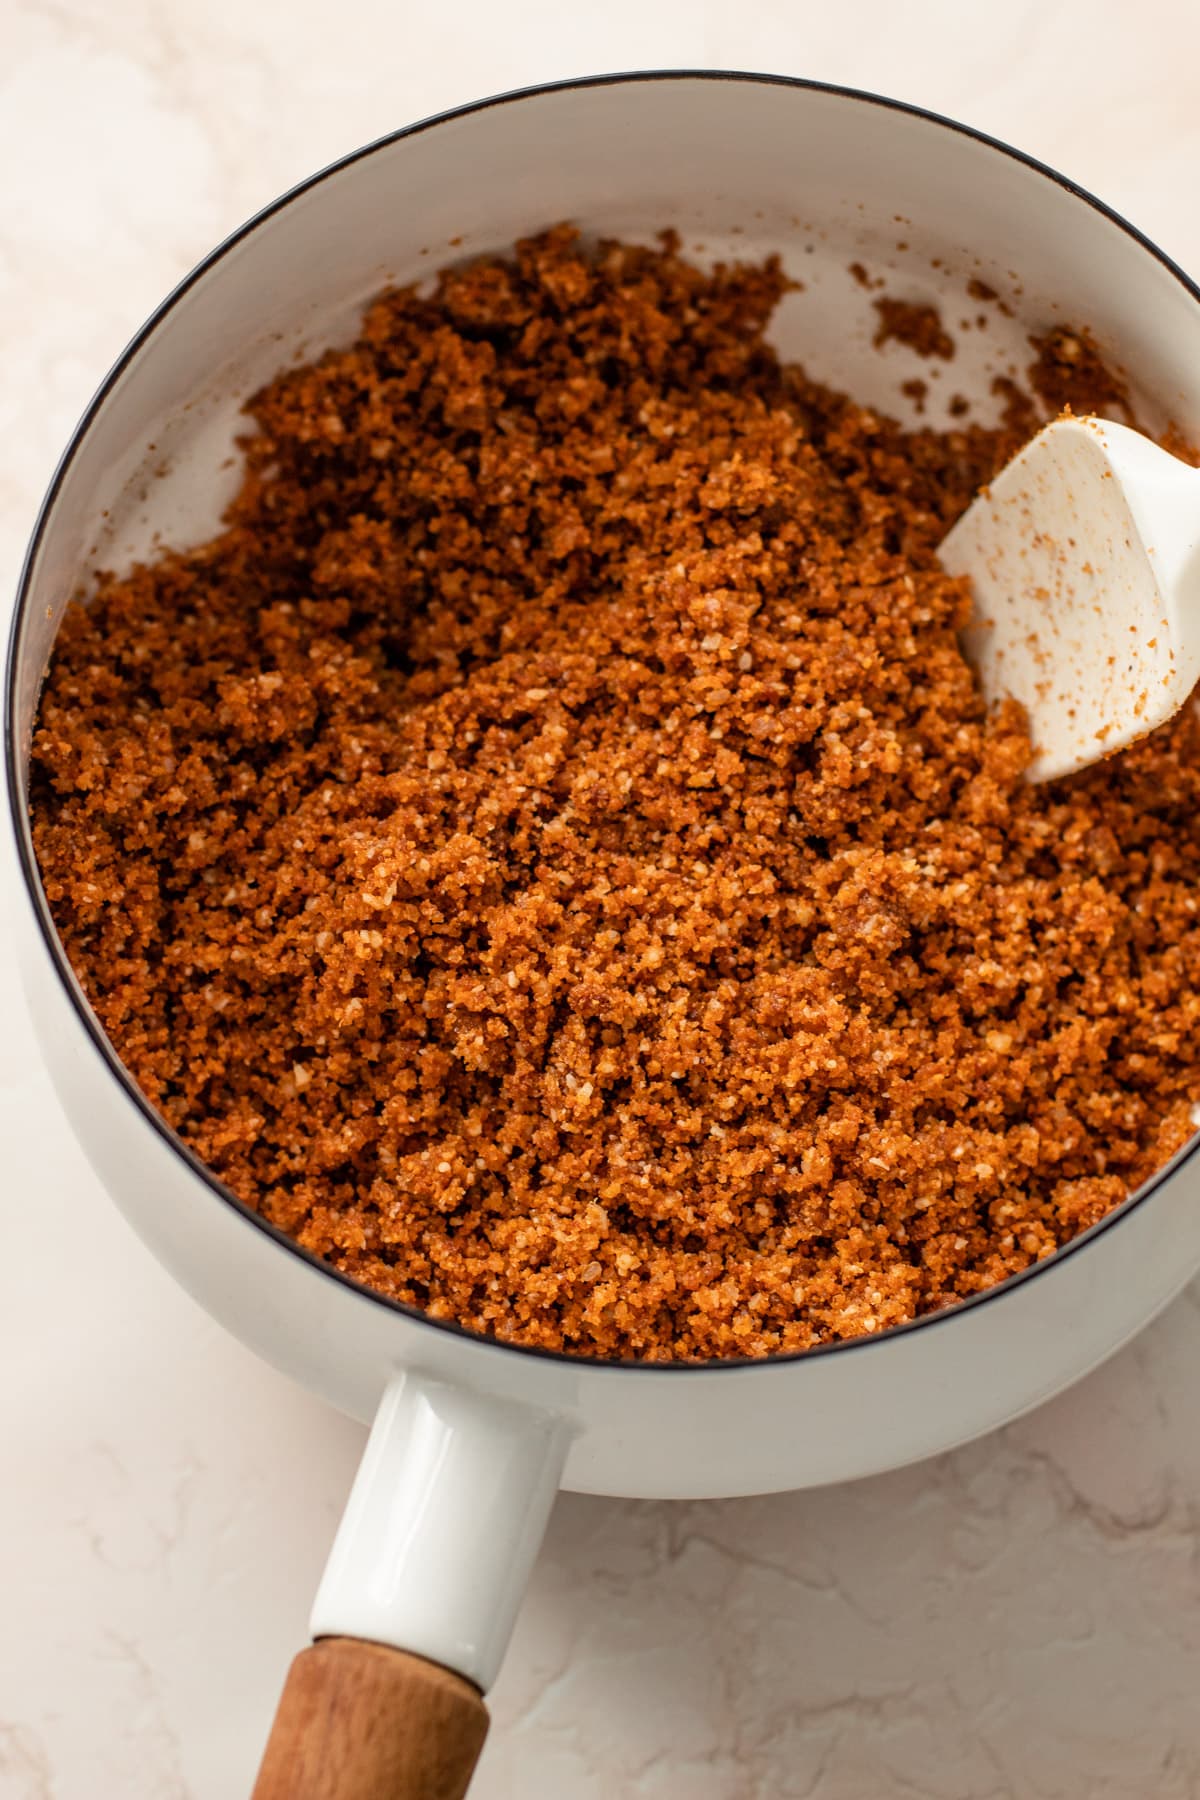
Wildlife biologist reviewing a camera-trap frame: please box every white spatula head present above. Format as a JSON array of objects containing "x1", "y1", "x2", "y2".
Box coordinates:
[{"x1": 941, "y1": 415, "x2": 1200, "y2": 782}]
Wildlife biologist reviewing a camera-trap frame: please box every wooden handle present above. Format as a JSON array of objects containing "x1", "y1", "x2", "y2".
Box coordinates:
[{"x1": 251, "y1": 1637, "x2": 489, "y2": 1800}]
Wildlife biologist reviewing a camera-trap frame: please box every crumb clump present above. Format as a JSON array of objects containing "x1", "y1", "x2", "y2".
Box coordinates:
[
  {"x1": 1029, "y1": 324, "x2": 1133, "y2": 422},
  {"x1": 30, "y1": 227, "x2": 1200, "y2": 1360},
  {"x1": 872, "y1": 296, "x2": 956, "y2": 360}
]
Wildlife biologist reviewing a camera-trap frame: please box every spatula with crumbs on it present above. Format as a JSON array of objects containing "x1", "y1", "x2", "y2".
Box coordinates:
[{"x1": 940, "y1": 415, "x2": 1200, "y2": 782}]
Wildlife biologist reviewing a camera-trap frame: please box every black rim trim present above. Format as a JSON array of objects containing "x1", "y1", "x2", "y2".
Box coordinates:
[{"x1": 8, "y1": 67, "x2": 1200, "y2": 1377}]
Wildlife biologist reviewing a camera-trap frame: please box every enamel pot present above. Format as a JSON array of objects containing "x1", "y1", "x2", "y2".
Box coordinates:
[{"x1": 9, "y1": 71, "x2": 1200, "y2": 1800}]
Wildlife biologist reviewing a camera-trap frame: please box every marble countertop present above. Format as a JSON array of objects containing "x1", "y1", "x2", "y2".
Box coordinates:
[{"x1": 6, "y1": 2, "x2": 1200, "y2": 1795}]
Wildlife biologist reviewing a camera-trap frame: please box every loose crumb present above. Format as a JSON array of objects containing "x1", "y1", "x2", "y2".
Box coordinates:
[{"x1": 900, "y1": 378, "x2": 928, "y2": 415}]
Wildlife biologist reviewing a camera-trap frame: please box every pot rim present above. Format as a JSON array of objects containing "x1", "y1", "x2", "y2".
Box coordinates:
[{"x1": 8, "y1": 66, "x2": 1200, "y2": 1377}]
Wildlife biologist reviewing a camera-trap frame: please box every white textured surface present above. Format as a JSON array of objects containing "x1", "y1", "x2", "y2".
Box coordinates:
[{"x1": 5, "y1": 3, "x2": 1200, "y2": 1794}]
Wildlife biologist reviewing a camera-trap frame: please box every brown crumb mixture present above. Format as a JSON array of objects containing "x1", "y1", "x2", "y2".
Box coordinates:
[{"x1": 30, "y1": 227, "x2": 1200, "y2": 1360}]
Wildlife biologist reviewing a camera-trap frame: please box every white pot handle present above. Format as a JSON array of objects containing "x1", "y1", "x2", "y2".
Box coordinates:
[
  {"x1": 313, "y1": 1371, "x2": 570, "y2": 1686},
  {"x1": 251, "y1": 1372, "x2": 571, "y2": 1799}
]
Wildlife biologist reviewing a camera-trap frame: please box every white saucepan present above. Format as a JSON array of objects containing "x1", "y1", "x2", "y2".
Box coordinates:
[{"x1": 8, "y1": 71, "x2": 1200, "y2": 1800}]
